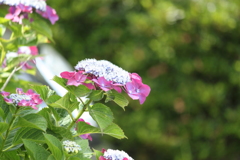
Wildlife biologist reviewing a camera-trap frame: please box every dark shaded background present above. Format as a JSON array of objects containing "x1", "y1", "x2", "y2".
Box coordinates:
[{"x1": 48, "y1": 0, "x2": 240, "y2": 159}]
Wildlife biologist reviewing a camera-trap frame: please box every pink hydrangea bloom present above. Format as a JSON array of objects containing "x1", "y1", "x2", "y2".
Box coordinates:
[
  {"x1": 125, "y1": 79, "x2": 150, "y2": 104},
  {"x1": 92, "y1": 77, "x2": 122, "y2": 93},
  {"x1": 0, "y1": 88, "x2": 43, "y2": 110},
  {"x1": 76, "y1": 118, "x2": 93, "y2": 141},
  {"x1": 60, "y1": 71, "x2": 95, "y2": 89},
  {"x1": 5, "y1": 6, "x2": 24, "y2": 24},
  {"x1": 36, "y1": 6, "x2": 59, "y2": 24},
  {"x1": 2, "y1": 1, "x2": 58, "y2": 24},
  {"x1": 61, "y1": 59, "x2": 151, "y2": 104}
]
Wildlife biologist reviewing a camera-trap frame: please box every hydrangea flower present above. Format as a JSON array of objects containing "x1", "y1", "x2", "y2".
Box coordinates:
[
  {"x1": 60, "y1": 70, "x2": 95, "y2": 89},
  {"x1": 75, "y1": 59, "x2": 131, "y2": 85},
  {"x1": 125, "y1": 74, "x2": 151, "y2": 105},
  {"x1": 76, "y1": 118, "x2": 93, "y2": 141},
  {"x1": 60, "y1": 58, "x2": 151, "y2": 104},
  {"x1": 1, "y1": 0, "x2": 58, "y2": 24},
  {"x1": 0, "y1": 88, "x2": 43, "y2": 109},
  {"x1": 2, "y1": 46, "x2": 39, "y2": 69},
  {"x1": 62, "y1": 140, "x2": 81, "y2": 154},
  {"x1": 99, "y1": 149, "x2": 134, "y2": 160}
]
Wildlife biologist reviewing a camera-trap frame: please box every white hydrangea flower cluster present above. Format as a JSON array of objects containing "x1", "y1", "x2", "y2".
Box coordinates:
[
  {"x1": 103, "y1": 149, "x2": 134, "y2": 160},
  {"x1": 9, "y1": 94, "x2": 31, "y2": 105},
  {"x1": 75, "y1": 59, "x2": 131, "y2": 85},
  {"x1": 63, "y1": 140, "x2": 81, "y2": 154},
  {"x1": 0, "y1": 0, "x2": 47, "y2": 11}
]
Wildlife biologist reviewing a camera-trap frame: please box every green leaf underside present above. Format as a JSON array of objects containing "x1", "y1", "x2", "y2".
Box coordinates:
[
  {"x1": 76, "y1": 122, "x2": 126, "y2": 139},
  {"x1": 89, "y1": 103, "x2": 114, "y2": 131}
]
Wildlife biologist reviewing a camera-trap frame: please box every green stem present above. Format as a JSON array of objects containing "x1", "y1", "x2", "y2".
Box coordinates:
[
  {"x1": 67, "y1": 98, "x2": 92, "y2": 130},
  {"x1": 0, "y1": 67, "x2": 17, "y2": 91},
  {"x1": 0, "y1": 107, "x2": 19, "y2": 155},
  {"x1": 0, "y1": 56, "x2": 31, "y2": 91}
]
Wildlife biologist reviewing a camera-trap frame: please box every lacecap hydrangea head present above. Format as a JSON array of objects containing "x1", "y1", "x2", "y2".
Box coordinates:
[
  {"x1": 1, "y1": 0, "x2": 59, "y2": 24},
  {"x1": 62, "y1": 140, "x2": 81, "y2": 154},
  {"x1": 99, "y1": 149, "x2": 134, "y2": 160},
  {"x1": 60, "y1": 58, "x2": 151, "y2": 104},
  {"x1": 0, "y1": 88, "x2": 43, "y2": 110}
]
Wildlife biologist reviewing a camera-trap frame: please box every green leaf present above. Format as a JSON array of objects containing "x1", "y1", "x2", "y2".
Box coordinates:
[
  {"x1": 13, "y1": 114, "x2": 47, "y2": 131},
  {"x1": 44, "y1": 134, "x2": 63, "y2": 160},
  {"x1": 0, "y1": 95, "x2": 10, "y2": 120},
  {"x1": 76, "y1": 121, "x2": 100, "y2": 135},
  {"x1": 103, "y1": 123, "x2": 127, "y2": 139},
  {"x1": 50, "y1": 126, "x2": 73, "y2": 139},
  {"x1": 76, "y1": 122, "x2": 126, "y2": 139},
  {"x1": 46, "y1": 95, "x2": 61, "y2": 104},
  {"x1": 3, "y1": 128, "x2": 22, "y2": 151},
  {"x1": 8, "y1": 24, "x2": 23, "y2": 37},
  {"x1": 0, "y1": 122, "x2": 8, "y2": 134},
  {"x1": 0, "y1": 42, "x2": 6, "y2": 65},
  {"x1": 89, "y1": 103, "x2": 114, "y2": 131},
  {"x1": 23, "y1": 139, "x2": 51, "y2": 160},
  {"x1": 17, "y1": 107, "x2": 38, "y2": 117},
  {"x1": 87, "y1": 90, "x2": 104, "y2": 101},
  {"x1": 49, "y1": 92, "x2": 79, "y2": 113},
  {"x1": 105, "y1": 90, "x2": 129, "y2": 110},
  {"x1": 52, "y1": 76, "x2": 91, "y2": 97},
  {"x1": 31, "y1": 85, "x2": 56, "y2": 101},
  {"x1": 1, "y1": 150, "x2": 21, "y2": 160},
  {"x1": 37, "y1": 108, "x2": 54, "y2": 128},
  {"x1": 13, "y1": 127, "x2": 45, "y2": 145},
  {"x1": 93, "y1": 149, "x2": 103, "y2": 160},
  {"x1": 0, "y1": 17, "x2": 10, "y2": 24},
  {"x1": 3, "y1": 54, "x2": 38, "y2": 71},
  {"x1": 30, "y1": 18, "x2": 54, "y2": 42},
  {"x1": 75, "y1": 139, "x2": 92, "y2": 158},
  {"x1": 47, "y1": 155, "x2": 57, "y2": 160}
]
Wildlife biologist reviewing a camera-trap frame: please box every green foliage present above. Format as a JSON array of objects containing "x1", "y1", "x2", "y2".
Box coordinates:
[{"x1": 49, "y1": 0, "x2": 240, "y2": 159}]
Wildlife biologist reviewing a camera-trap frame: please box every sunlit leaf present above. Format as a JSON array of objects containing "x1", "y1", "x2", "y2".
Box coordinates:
[{"x1": 89, "y1": 103, "x2": 114, "y2": 131}]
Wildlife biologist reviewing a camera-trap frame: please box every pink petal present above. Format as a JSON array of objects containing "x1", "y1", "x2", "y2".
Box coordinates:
[
  {"x1": 139, "y1": 84, "x2": 151, "y2": 97},
  {"x1": 83, "y1": 83, "x2": 95, "y2": 90},
  {"x1": 138, "y1": 94, "x2": 147, "y2": 104},
  {"x1": 5, "y1": 13, "x2": 14, "y2": 19},
  {"x1": 4, "y1": 98, "x2": 13, "y2": 103},
  {"x1": 16, "y1": 88, "x2": 24, "y2": 94},
  {"x1": 0, "y1": 91, "x2": 10, "y2": 97},
  {"x1": 60, "y1": 71, "x2": 76, "y2": 79},
  {"x1": 67, "y1": 78, "x2": 80, "y2": 86},
  {"x1": 112, "y1": 86, "x2": 122, "y2": 93},
  {"x1": 29, "y1": 46, "x2": 38, "y2": 55},
  {"x1": 26, "y1": 89, "x2": 35, "y2": 95},
  {"x1": 99, "y1": 156, "x2": 106, "y2": 160},
  {"x1": 130, "y1": 73, "x2": 142, "y2": 82}
]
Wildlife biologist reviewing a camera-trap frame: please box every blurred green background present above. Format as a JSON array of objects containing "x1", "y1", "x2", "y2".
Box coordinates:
[{"x1": 48, "y1": 0, "x2": 240, "y2": 159}]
